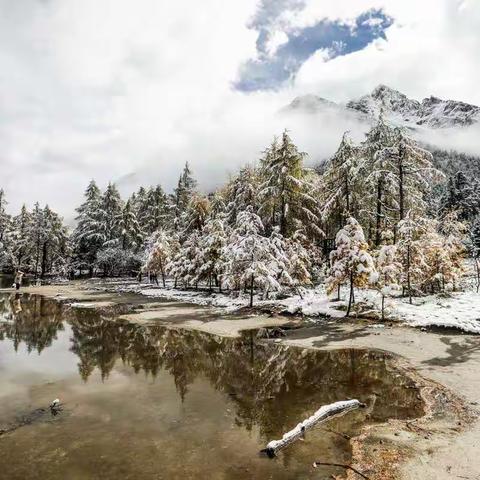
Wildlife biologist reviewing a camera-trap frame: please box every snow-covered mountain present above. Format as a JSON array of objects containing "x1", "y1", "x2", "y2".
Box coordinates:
[{"x1": 284, "y1": 84, "x2": 480, "y2": 129}]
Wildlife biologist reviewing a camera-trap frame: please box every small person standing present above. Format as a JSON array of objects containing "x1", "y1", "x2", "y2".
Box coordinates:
[{"x1": 14, "y1": 270, "x2": 24, "y2": 290}]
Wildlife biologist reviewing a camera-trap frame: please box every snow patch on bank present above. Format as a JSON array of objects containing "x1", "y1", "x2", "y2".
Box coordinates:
[
  {"x1": 392, "y1": 292, "x2": 480, "y2": 334},
  {"x1": 92, "y1": 279, "x2": 480, "y2": 335}
]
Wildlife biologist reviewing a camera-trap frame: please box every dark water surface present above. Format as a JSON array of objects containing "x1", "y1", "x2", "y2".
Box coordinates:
[{"x1": 0, "y1": 293, "x2": 423, "y2": 480}]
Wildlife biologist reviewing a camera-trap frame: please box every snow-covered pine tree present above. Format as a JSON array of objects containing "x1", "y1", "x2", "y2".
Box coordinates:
[
  {"x1": 166, "y1": 230, "x2": 202, "y2": 288},
  {"x1": 8, "y1": 205, "x2": 32, "y2": 271},
  {"x1": 45, "y1": 208, "x2": 70, "y2": 277},
  {"x1": 73, "y1": 180, "x2": 104, "y2": 276},
  {"x1": 225, "y1": 165, "x2": 258, "y2": 225},
  {"x1": 118, "y1": 199, "x2": 144, "y2": 251},
  {"x1": 144, "y1": 229, "x2": 172, "y2": 287},
  {"x1": 196, "y1": 213, "x2": 229, "y2": 290},
  {"x1": 145, "y1": 185, "x2": 168, "y2": 234},
  {"x1": 360, "y1": 118, "x2": 442, "y2": 245},
  {"x1": 259, "y1": 130, "x2": 322, "y2": 240},
  {"x1": 441, "y1": 171, "x2": 480, "y2": 222},
  {"x1": 101, "y1": 183, "x2": 123, "y2": 247},
  {"x1": 0, "y1": 189, "x2": 12, "y2": 267},
  {"x1": 468, "y1": 215, "x2": 480, "y2": 292},
  {"x1": 320, "y1": 132, "x2": 363, "y2": 233},
  {"x1": 396, "y1": 212, "x2": 429, "y2": 303},
  {"x1": 392, "y1": 128, "x2": 443, "y2": 223},
  {"x1": 376, "y1": 230, "x2": 401, "y2": 320},
  {"x1": 326, "y1": 217, "x2": 377, "y2": 316},
  {"x1": 360, "y1": 114, "x2": 398, "y2": 245},
  {"x1": 172, "y1": 162, "x2": 197, "y2": 232},
  {"x1": 285, "y1": 229, "x2": 313, "y2": 298},
  {"x1": 208, "y1": 191, "x2": 227, "y2": 220},
  {"x1": 436, "y1": 211, "x2": 466, "y2": 291},
  {"x1": 181, "y1": 195, "x2": 210, "y2": 237},
  {"x1": 268, "y1": 227, "x2": 293, "y2": 294},
  {"x1": 223, "y1": 206, "x2": 281, "y2": 307},
  {"x1": 30, "y1": 202, "x2": 45, "y2": 279},
  {"x1": 0, "y1": 189, "x2": 11, "y2": 247},
  {"x1": 131, "y1": 186, "x2": 149, "y2": 230}
]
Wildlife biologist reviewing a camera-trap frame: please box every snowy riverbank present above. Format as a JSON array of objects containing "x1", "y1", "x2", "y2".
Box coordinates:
[{"x1": 91, "y1": 278, "x2": 480, "y2": 334}]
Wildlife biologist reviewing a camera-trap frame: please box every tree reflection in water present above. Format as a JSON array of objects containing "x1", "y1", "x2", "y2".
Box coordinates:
[
  {"x1": 0, "y1": 293, "x2": 423, "y2": 444},
  {"x1": 0, "y1": 293, "x2": 64, "y2": 353}
]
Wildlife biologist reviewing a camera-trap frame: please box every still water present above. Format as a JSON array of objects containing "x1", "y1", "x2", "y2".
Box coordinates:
[{"x1": 0, "y1": 292, "x2": 423, "y2": 479}]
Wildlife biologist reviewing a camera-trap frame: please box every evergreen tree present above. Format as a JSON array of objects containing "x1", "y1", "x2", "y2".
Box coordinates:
[
  {"x1": 173, "y1": 162, "x2": 197, "y2": 231},
  {"x1": 72, "y1": 180, "x2": 104, "y2": 276},
  {"x1": 196, "y1": 213, "x2": 229, "y2": 290},
  {"x1": 101, "y1": 183, "x2": 123, "y2": 246},
  {"x1": 30, "y1": 202, "x2": 45, "y2": 279},
  {"x1": 360, "y1": 118, "x2": 441, "y2": 244},
  {"x1": 0, "y1": 189, "x2": 12, "y2": 267},
  {"x1": 166, "y1": 231, "x2": 202, "y2": 288},
  {"x1": 144, "y1": 229, "x2": 172, "y2": 287},
  {"x1": 0, "y1": 189, "x2": 11, "y2": 247},
  {"x1": 396, "y1": 212, "x2": 429, "y2": 303},
  {"x1": 441, "y1": 171, "x2": 480, "y2": 221},
  {"x1": 145, "y1": 185, "x2": 168, "y2": 234},
  {"x1": 285, "y1": 228, "x2": 314, "y2": 297},
  {"x1": 8, "y1": 205, "x2": 32, "y2": 271},
  {"x1": 223, "y1": 207, "x2": 283, "y2": 307},
  {"x1": 181, "y1": 195, "x2": 210, "y2": 236},
  {"x1": 225, "y1": 165, "x2": 258, "y2": 225},
  {"x1": 376, "y1": 231, "x2": 401, "y2": 320},
  {"x1": 326, "y1": 217, "x2": 377, "y2": 316},
  {"x1": 118, "y1": 199, "x2": 144, "y2": 251},
  {"x1": 320, "y1": 133, "x2": 362, "y2": 233},
  {"x1": 468, "y1": 215, "x2": 480, "y2": 292},
  {"x1": 259, "y1": 131, "x2": 322, "y2": 239}
]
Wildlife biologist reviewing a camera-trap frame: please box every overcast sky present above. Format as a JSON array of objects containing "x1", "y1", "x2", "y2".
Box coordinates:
[{"x1": 1, "y1": 0, "x2": 479, "y2": 220}]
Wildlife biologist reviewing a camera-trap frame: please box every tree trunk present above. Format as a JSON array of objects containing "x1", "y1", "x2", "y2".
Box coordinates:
[
  {"x1": 41, "y1": 241, "x2": 48, "y2": 279},
  {"x1": 345, "y1": 175, "x2": 350, "y2": 216},
  {"x1": 160, "y1": 265, "x2": 166, "y2": 288},
  {"x1": 375, "y1": 178, "x2": 383, "y2": 247},
  {"x1": 249, "y1": 273, "x2": 254, "y2": 308},
  {"x1": 399, "y1": 158, "x2": 405, "y2": 221},
  {"x1": 475, "y1": 259, "x2": 480, "y2": 293},
  {"x1": 381, "y1": 294, "x2": 385, "y2": 321},
  {"x1": 34, "y1": 238, "x2": 41, "y2": 281},
  {"x1": 296, "y1": 286, "x2": 303, "y2": 299},
  {"x1": 346, "y1": 271, "x2": 354, "y2": 317},
  {"x1": 407, "y1": 244, "x2": 412, "y2": 304},
  {"x1": 280, "y1": 175, "x2": 287, "y2": 236}
]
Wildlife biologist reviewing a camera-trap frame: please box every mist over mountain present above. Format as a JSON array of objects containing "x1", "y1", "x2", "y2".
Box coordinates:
[
  {"x1": 283, "y1": 84, "x2": 480, "y2": 176},
  {"x1": 284, "y1": 84, "x2": 480, "y2": 129}
]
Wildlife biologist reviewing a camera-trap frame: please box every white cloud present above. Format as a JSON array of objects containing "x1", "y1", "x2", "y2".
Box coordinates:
[{"x1": 0, "y1": 0, "x2": 479, "y2": 221}]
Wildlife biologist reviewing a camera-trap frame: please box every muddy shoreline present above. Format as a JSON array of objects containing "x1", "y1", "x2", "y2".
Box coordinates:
[{"x1": 1, "y1": 280, "x2": 478, "y2": 479}]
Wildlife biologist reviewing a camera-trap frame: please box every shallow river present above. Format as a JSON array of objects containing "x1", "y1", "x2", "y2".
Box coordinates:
[{"x1": 0, "y1": 291, "x2": 423, "y2": 479}]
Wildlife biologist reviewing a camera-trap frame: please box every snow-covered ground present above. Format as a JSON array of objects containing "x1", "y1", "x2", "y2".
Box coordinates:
[
  {"x1": 391, "y1": 292, "x2": 480, "y2": 334},
  {"x1": 93, "y1": 278, "x2": 480, "y2": 334}
]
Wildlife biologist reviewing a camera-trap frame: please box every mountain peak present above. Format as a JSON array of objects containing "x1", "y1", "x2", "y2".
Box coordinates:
[
  {"x1": 283, "y1": 85, "x2": 480, "y2": 129},
  {"x1": 371, "y1": 84, "x2": 401, "y2": 98}
]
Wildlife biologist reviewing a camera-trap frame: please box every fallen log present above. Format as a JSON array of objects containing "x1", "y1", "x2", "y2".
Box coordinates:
[{"x1": 261, "y1": 399, "x2": 365, "y2": 457}]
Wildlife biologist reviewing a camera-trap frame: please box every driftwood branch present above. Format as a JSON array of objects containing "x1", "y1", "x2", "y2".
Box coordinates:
[
  {"x1": 261, "y1": 399, "x2": 365, "y2": 457},
  {"x1": 313, "y1": 461, "x2": 371, "y2": 479}
]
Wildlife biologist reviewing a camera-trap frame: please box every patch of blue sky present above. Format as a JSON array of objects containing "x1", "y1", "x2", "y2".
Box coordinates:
[{"x1": 235, "y1": 8, "x2": 393, "y2": 92}]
